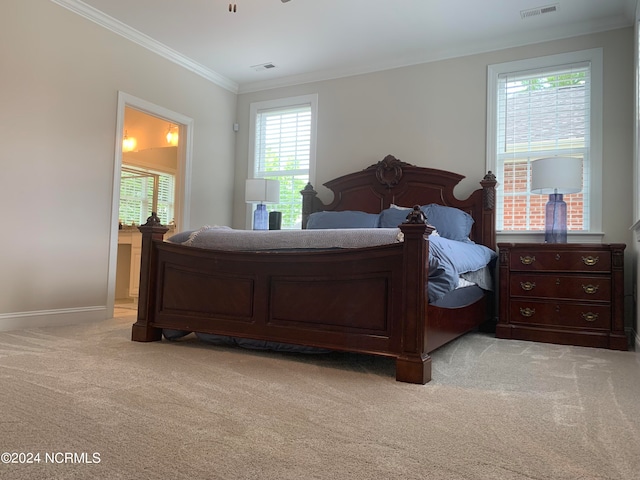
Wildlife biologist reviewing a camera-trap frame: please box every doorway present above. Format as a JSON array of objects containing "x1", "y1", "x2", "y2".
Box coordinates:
[{"x1": 107, "y1": 92, "x2": 193, "y2": 317}]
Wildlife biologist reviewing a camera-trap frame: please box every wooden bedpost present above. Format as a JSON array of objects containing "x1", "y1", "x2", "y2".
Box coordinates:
[
  {"x1": 396, "y1": 207, "x2": 434, "y2": 384},
  {"x1": 300, "y1": 183, "x2": 320, "y2": 229},
  {"x1": 131, "y1": 212, "x2": 169, "y2": 342},
  {"x1": 480, "y1": 171, "x2": 497, "y2": 251}
]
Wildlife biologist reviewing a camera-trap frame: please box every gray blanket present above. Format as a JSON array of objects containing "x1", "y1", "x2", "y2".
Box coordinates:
[{"x1": 183, "y1": 226, "x2": 403, "y2": 250}]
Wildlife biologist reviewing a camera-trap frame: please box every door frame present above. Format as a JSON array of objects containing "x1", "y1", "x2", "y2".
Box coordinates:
[{"x1": 106, "y1": 91, "x2": 194, "y2": 317}]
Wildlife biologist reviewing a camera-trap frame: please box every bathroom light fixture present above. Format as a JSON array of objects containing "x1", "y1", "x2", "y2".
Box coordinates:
[
  {"x1": 166, "y1": 124, "x2": 179, "y2": 146},
  {"x1": 122, "y1": 130, "x2": 137, "y2": 152}
]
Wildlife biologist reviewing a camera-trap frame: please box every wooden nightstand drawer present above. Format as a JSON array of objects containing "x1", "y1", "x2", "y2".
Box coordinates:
[
  {"x1": 510, "y1": 300, "x2": 611, "y2": 330},
  {"x1": 509, "y1": 273, "x2": 611, "y2": 302},
  {"x1": 509, "y1": 250, "x2": 610, "y2": 273},
  {"x1": 497, "y1": 243, "x2": 627, "y2": 350}
]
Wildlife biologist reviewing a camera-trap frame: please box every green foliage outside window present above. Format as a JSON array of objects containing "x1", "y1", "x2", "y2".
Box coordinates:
[{"x1": 520, "y1": 72, "x2": 586, "y2": 91}]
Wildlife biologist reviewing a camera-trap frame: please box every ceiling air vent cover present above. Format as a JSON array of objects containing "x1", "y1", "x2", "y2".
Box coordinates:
[
  {"x1": 251, "y1": 62, "x2": 276, "y2": 71},
  {"x1": 520, "y1": 4, "x2": 558, "y2": 19}
]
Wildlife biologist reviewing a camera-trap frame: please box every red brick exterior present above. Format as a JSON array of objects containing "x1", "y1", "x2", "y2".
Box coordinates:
[{"x1": 502, "y1": 161, "x2": 584, "y2": 231}]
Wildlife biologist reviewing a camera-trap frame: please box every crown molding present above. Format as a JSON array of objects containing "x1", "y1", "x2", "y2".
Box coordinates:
[
  {"x1": 239, "y1": 20, "x2": 631, "y2": 94},
  {"x1": 50, "y1": 0, "x2": 238, "y2": 93}
]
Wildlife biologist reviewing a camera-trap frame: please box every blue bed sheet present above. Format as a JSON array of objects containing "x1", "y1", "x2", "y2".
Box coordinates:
[{"x1": 427, "y1": 236, "x2": 496, "y2": 302}]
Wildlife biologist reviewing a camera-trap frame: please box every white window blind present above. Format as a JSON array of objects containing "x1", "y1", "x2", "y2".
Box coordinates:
[
  {"x1": 253, "y1": 103, "x2": 312, "y2": 229},
  {"x1": 119, "y1": 166, "x2": 175, "y2": 226},
  {"x1": 496, "y1": 62, "x2": 591, "y2": 231},
  {"x1": 255, "y1": 105, "x2": 311, "y2": 176}
]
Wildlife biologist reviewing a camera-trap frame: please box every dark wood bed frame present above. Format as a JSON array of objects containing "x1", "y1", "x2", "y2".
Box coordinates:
[{"x1": 132, "y1": 155, "x2": 497, "y2": 384}]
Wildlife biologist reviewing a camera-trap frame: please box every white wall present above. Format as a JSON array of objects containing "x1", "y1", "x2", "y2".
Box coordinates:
[
  {"x1": 235, "y1": 28, "x2": 637, "y2": 333},
  {"x1": 0, "y1": 0, "x2": 236, "y2": 329}
]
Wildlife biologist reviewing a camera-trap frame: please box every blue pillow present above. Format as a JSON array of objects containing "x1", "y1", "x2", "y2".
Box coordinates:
[
  {"x1": 378, "y1": 206, "x2": 412, "y2": 228},
  {"x1": 422, "y1": 204, "x2": 474, "y2": 242},
  {"x1": 166, "y1": 230, "x2": 195, "y2": 244},
  {"x1": 307, "y1": 210, "x2": 380, "y2": 229},
  {"x1": 379, "y1": 204, "x2": 474, "y2": 242}
]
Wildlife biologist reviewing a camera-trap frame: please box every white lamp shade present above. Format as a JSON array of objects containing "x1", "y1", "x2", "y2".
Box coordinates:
[
  {"x1": 531, "y1": 157, "x2": 583, "y2": 195},
  {"x1": 245, "y1": 178, "x2": 280, "y2": 203}
]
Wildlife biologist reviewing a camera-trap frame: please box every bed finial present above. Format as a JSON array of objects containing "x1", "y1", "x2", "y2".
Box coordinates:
[
  {"x1": 404, "y1": 205, "x2": 427, "y2": 224},
  {"x1": 481, "y1": 171, "x2": 497, "y2": 211},
  {"x1": 142, "y1": 211, "x2": 163, "y2": 227}
]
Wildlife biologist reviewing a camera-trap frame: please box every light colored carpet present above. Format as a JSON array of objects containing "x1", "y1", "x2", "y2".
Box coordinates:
[{"x1": 0, "y1": 310, "x2": 639, "y2": 480}]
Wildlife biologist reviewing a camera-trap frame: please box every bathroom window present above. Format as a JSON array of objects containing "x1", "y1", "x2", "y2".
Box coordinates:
[{"x1": 119, "y1": 166, "x2": 175, "y2": 226}]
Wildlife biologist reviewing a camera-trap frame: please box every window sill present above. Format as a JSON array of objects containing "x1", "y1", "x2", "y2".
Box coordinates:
[{"x1": 496, "y1": 231, "x2": 605, "y2": 244}]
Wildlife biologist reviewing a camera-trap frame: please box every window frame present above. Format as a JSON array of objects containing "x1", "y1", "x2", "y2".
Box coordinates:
[
  {"x1": 247, "y1": 94, "x2": 318, "y2": 230},
  {"x1": 119, "y1": 165, "x2": 176, "y2": 226},
  {"x1": 486, "y1": 49, "x2": 603, "y2": 242}
]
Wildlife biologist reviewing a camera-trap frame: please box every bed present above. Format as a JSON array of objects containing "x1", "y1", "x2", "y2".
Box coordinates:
[{"x1": 132, "y1": 155, "x2": 497, "y2": 384}]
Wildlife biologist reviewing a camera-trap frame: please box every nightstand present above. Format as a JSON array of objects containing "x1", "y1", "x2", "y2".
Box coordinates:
[{"x1": 496, "y1": 243, "x2": 627, "y2": 350}]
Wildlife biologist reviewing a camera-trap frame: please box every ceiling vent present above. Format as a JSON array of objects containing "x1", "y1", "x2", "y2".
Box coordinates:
[
  {"x1": 520, "y1": 4, "x2": 558, "y2": 19},
  {"x1": 251, "y1": 62, "x2": 276, "y2": 71}
]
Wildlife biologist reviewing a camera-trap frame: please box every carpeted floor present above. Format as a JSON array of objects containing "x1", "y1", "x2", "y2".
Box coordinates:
[{"x1": 0, "y1": 310, "x2": 639, "y2": 480}]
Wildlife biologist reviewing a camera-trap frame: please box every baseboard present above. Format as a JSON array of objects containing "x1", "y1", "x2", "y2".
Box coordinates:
[{"x1": 0, "y1": 306, "x2": 108, "y2": 333}]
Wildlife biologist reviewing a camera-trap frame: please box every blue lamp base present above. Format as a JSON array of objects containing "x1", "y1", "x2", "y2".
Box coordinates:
[
  {"x1": 544, "y1": 193, "x2": 567, "y2": 243},
  {"x1": 253, "y1": 204, "x2": 268, "y2": 230}
]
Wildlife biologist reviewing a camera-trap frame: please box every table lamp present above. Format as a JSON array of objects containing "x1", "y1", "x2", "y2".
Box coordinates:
[
  {"x1": 245, "y1": 178, "x2": 280, "y2": 230},
  {"x1": 530, "y1": 157, "x2": 582, "y2": 243}
]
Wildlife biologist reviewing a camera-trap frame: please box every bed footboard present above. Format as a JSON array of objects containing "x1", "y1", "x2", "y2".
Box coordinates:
[{"x1": 132, "y1": 215, "x2": 434, "y2": 384}]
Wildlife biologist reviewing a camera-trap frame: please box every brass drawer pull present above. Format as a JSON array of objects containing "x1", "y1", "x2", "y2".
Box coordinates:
[
  {"x1": 520, "y1": 307, "x2": 535, "y2": 317},
  {"x1": 520, "y1": 255, "x2": 535, "y2": 265},
  {"x1": 582, "y1": 284, "x2": 599, "y2": 294},
  {"x1": 582, "y1": 312, "x2": 599, "y2": 322},
  {"x1": 520, "y1": 281, "x2": 536, "y2": 291},
  {"x1": 582, "y1": 256, "x2": 599, "y2": 266}
]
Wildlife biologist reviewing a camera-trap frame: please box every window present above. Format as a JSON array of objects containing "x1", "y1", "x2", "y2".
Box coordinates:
[
  {"x1": 487, "y1": 49, "x2": 603, "y2": 234},
  {"x1": 119, "y1": 166, "x2": 175, "y2": 226},
  {"x1": 249, "y1": 94, "x2": 318, "y2": 229}
]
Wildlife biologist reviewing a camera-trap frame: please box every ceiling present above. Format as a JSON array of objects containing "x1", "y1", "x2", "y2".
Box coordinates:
[{"x1": 57, "y1": 0, "x2": 637, "y2": 93}]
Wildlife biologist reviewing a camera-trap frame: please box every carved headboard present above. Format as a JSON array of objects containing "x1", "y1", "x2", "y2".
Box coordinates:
[{"x1": 301, "y1": 155, "x2": 497, "y2": 250}]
